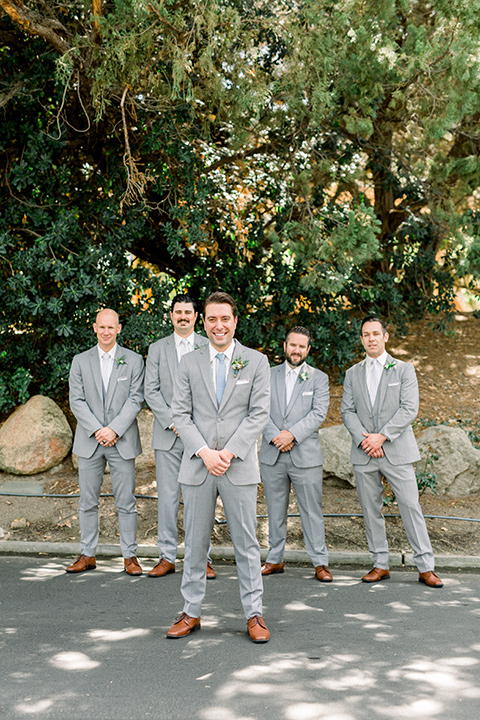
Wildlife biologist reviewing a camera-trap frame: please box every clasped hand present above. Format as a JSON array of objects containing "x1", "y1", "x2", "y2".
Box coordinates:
[
  {"x1": 272, "y1": 429, "x2": 295, "y2": 453},
  {"x1": 95, "y1": 426, "x2": 117, "y2": 447},
  {"x1": 199, "y1": 447, "x2": 235, "y2": 476},
  {"x1": 361, "y1": 431, "x2": 386, "y2": 458}
]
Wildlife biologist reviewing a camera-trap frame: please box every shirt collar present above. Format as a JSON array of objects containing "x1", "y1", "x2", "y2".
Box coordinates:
[
  {"x1": 174, "y1": 332, "x2": 194, "y2": 348},
  {"x1": 97, "y1": 343, "x2": 117, "y2": 361},
  {"x1": 209, "y1": 339, "x2": 236, "y2": 364},
  {"x1": 285, "y1": 361, "x2": 303, "y2": 377},
  {"x1": 367, "y1": 351, "x2": 387, "y2": 367}
]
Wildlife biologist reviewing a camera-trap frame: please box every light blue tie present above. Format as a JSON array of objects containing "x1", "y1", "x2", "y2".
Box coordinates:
[{"x1": 216, "y1": 353, "x2": 226, "y2": 405}]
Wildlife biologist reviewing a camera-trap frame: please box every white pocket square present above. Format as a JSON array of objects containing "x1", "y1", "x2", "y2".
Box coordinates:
[
  {"x1": 117, "y1": 377, "x2": 128, "y2": 382},
  {"x1": 302, "y1": 391, "x2": 313, "y2": 396},
  {"x1": 236, "y1": 379, "x2": 250, "y2": 385},
  {"x1": 388, "y1": 382, "x2": 400, "y2": 387}
]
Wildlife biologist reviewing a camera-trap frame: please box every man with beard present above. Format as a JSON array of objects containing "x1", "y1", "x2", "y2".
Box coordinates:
[
  {"x1": 259, "y1": 326, "x2": 332, "y2": 581},
  {"x1": 144, "y1": 294, "x2": 214, "y2": 579}
]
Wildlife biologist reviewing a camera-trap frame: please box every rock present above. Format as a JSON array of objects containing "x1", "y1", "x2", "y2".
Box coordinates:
[
  {"x1": 416, "y1": 425, "x2": 480, "y2": 496},
  {"x1": 71, "y1": 408, "x2": 155, "y2": 473},
  {"x1": 10, "y1": 518, "x2": 27, "y2": 529},
  {"x1": 319, "y1": 425, "x2": 356, "y2": 487},
  {"x1": 0, "y1": 396, "x2": 73, "y2": 475}
]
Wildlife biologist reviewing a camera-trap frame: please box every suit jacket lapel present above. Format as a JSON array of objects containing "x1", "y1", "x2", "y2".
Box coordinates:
[
  {"x1": 276, "y1": 364, "x2": 286, "y2": 416},
  {"x1": 374, "y1": 354, "x2": 390, "y2": 411},
  {"x1": 106, "y1": 348, "x2": 123, "y2": 407},
  {"x1": 198, "y1": 344, "x2": 217, "y2": 408},
  {"x1": 219, "y1": 340, "x2": 240, "y2": 409},
  {"x1": 89, "y1": 348, "x2": 103, "y2": 401},
  {"x1": 358, "y1": 359, "x2": 372, "y2": 410},
  {"x1": 286, "y1": 363, "x2": 304, "y2": 412}
]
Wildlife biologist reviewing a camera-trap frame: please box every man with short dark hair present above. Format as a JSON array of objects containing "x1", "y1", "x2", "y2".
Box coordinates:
[
  {"x1": 67, "y1": 308, "x2": 145, "y2": 575},
  {"x1": 341, "y1": 315, "x2": 443, "y2": 587},
  {"x1": 144, "y1": 293, "x2": 214, "y2": 578},
  {"x1": 259, "y1": 326, "x2": 332, "y2": 581},
  {"x1": 167, "y1": 291, "x2": 271, "y2": 642}
]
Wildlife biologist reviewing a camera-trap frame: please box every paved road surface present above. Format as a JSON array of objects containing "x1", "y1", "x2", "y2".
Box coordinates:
[{"x1": 1, "y1": 555, "x2": 479, "y2": 720}]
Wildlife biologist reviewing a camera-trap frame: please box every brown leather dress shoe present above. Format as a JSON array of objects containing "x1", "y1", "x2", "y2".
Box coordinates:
[
  {"x1": 419, "y1": 571, "x2": 443, "y2": 588},
  {"x1": 362, "y1": 567, "x2": 390, "y2": 583},
  {"x1": 261, "y1": 562, "x2": 284, "y2": 576},
  {"x1": 124, "y1": 556, "x2": 143, "y2": 575},
  {"x1": 148, "y1": 558, "x2": 175, "y2": 577},
  {"x1": 66, "y1": 554, "x2": 96, "y2": 573},
  {"x1": 315, "y1": 565, "x2": 333, "y2": 582},
  {"x1": 166, "y1": 613, "x2": 201, "y2": 638},
  {"x1": 247, "y1": 616, "x2": 270, "y2": 643},
  {"x1": 206, "y1": 561, "x2": 216, "y2": 580}
]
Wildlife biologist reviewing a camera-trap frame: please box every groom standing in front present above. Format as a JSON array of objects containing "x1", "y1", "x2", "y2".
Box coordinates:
[
  {"x1": 167, "y1": 292, "x2": 271, "y2": 642},
  {"x1": 341, "y1": 315, "x2": 443, "y2": 588}
]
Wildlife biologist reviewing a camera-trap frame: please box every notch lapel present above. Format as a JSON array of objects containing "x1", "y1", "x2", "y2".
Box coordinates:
[
  {"x1": 89, "y1": 348, "x2": 103, "y2": 401},
  {"x1": 198, "y1": 344, "x2": 217, "y2": 408}
]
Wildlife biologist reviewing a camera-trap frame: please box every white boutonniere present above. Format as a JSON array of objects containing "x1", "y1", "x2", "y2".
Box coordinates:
[
  {"x1": 299, "y1": 369, "x2": 310, "y2": 383},
  {"x1": 116, "y1": 355, "x2": 127, "y2": 368},
  {"x1": 385, "y1": 360, "x2": 397, "y2": 372},
  {"x1": 232, "y1": 356, "x2": 249, "y2": 378}
]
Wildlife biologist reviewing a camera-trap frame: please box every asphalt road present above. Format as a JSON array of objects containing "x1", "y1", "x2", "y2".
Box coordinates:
[{"x1": 1, "y1": 555, "x2": 479, "y2": 720}]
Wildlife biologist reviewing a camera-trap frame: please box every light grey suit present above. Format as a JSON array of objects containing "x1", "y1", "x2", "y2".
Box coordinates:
[
  {"x1": 172, "y1": 340, "x2": 270, "y2": 618},
  {"x1": 341, "y1": 353, "x2": 435, "y2": 572},
  {"x1": 144, "y1": 332, "x2": 208, "y2": 562},
  {"x1": 69, "y1": 345, "x2": 144, "y2": 558},
  {"x1": 259, "y1": 362, "x2": 330, "y2": 566}
]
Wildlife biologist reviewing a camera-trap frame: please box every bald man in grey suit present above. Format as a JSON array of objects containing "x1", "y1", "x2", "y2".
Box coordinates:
[
  {"x1": 67, "y1": 308, "x2": 144, "y2": 575},
  {"x1": 166, "y1": 292, "x2": 271, "y2": 643},
  {"x1": 341, "y1": 315, "x2": 442, "y2": 588},
  {"x1": 259, "y1": 326, "x2": 332, "y2": 582},
  {"x1": 144, "y1": 293, "x2": 214, "y2": 578}
]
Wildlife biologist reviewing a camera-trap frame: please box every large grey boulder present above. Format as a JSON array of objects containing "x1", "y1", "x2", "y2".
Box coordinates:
[
  {"x1": 71, "y1": 407, "x2": 155, "y2": 472},
  {"x1": 0, "y1": 396, "x2": 72, "y2": 475},
  {"x1": 416, "y1": 425, "x2": 480, "y2": 496},
  {"x1": 319, "y1": 424, "x2": 356, "y2": 487}
]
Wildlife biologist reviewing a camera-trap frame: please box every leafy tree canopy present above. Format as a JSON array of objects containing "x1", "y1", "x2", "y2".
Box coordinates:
[{"x1": 1, "y1": 0, "x2": 480, "y2": 411}]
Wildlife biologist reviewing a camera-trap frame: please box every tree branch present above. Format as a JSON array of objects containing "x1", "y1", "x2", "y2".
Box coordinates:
[{"x1": 0, "y1": 0, "x2": 71, "y2": 55}]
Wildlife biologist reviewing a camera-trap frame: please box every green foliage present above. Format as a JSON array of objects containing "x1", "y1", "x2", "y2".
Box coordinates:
[{"x1": 2, "y1": 1, "x2": 480, "y2": 413}]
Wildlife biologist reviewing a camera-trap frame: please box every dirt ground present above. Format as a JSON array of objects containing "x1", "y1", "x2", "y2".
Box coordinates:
[{"x1": 1, "y1": 313, "x2": 480, "y2": 559}]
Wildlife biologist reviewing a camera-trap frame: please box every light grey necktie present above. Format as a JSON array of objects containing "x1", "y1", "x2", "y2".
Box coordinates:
[
  {"x1": 179, "y1": 338, "x2": 190, "y2": 358},
  {"x1": 101, "y1": 352, "x2": 112, "y2": 391},
  {"x1": 216, "y1": 353, "x2": 226, "y2": 405},
  {"x1": 285, "y1": 368, "x2": 296, "y2": 405},
  {"x1": 367, "y1": 359, "x2": 381, "y2": 405}
]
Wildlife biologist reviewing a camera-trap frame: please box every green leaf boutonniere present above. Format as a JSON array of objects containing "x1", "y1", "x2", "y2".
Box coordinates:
[
  {"x1": 299, "y1": 369, "x2": 310, "y2": 383},
  {"x1": 385, "y1": 360, "x2": 397, "y2": 372},
  {"x1": 232, "y1": 356, "x2": 249, "y2": 378},
  {"x1": 116, "y1": 355, "x2": 127, "y2": 368}
]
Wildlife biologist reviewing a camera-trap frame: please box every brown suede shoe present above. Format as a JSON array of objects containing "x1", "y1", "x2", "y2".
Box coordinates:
[
  {"x1": 247, "y1": 616, "x2": 270, "y2": 643},
  {"x1": 148, "y1": 558, "x2": 175, "y2": 577},
  {"x1": 66, "y1": 554, "x2": 96, "y2": 574},
  {"x1": 206, "y1": 561, "x2": 216, "y2": 580},
  {"x1": 315, "y1": 565, "x2": 333, "y2": 582},
  {"x1": 419, "y1": 571, "x2": 443, "y2": 588},
  {"x1": 166, "y1": 613, "x2": 201, "y2": 639},
  {"x1": 124, "y1": 556, "x2": 143, "y2": 575},
  {"x1": 362, "y1": 567, "x2": 390, "y2": 583},
  {"x1": 261, "y1": 562, "x2": 284, "y2": 576}
]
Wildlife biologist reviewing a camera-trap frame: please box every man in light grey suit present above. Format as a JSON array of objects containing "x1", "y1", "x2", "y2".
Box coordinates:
[
  {"x1": 341, "y1": 315, "x2": 443, "y2": 587},
  {"x1": 166, "y1": 292, "x2": 271, "y2": 642},
  {"x1": 67, "y1": 308, "x2": 145, "y2": 575},
  {"x1": 259, "y1": 326, "x2": 332, "y2": 582},
  {"x1": 144, "y1": 293, "x2": 215, "y2": 579}
]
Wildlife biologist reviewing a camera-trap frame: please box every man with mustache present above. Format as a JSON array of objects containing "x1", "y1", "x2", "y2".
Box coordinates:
[{"x1": 145, "y1": 294, "x2": 214, "y2": 579}]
